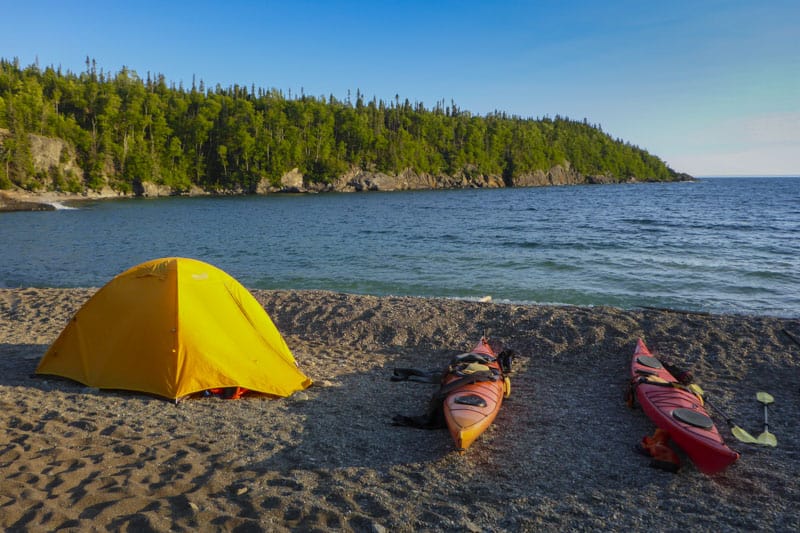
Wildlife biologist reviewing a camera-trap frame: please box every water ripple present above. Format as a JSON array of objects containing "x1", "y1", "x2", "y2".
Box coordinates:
[{"x1": 1, "y1": 177, "x2": 798, "y2": 317}]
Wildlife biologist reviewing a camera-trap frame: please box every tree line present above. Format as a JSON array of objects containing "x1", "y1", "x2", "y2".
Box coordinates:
[{"x1": 0, "y1": 57, "x2": 681, "y2": 193}]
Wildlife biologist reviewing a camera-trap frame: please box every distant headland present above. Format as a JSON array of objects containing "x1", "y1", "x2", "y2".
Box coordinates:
[{"x1": 0, "y1": 58, "x2": 694, "y2": 212}]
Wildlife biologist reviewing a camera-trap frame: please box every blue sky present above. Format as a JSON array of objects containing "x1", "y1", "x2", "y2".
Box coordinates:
[{"x1": 2, "y1": 0, "x2": 798, "y2": 176}]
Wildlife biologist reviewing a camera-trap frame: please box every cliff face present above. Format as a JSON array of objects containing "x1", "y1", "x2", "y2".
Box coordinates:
[
  {"x1": 0, "y1": 128, "x2": 81, "y2": 186},
  {"x1": 0, "y1": 131, "x2": 687, "y2": 210},
  {"x1": 0, "y1": 129, "x2": 123, "y2": 196},
  {"x1": 284, "y1": 164, "x2": 637, "y2": 194},
  {"x1": 323, "y1": 167, "x2": 506, "y2": 193},
  {"x1": 27, "y1": 134, "x2": 83, "y2": 180}
]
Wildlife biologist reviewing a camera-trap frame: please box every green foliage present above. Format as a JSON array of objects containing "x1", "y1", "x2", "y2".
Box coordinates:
[{"x1": 0, "y1": 58, "x2": 681, "y2": 193}]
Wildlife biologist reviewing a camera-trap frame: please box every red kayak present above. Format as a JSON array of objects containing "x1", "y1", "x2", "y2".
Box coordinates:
[
  {"x1": 629, "y1": 339, "x2": 739, "y2": 474},
  {"x1": 443, "y1": 337, "x2": 511, "y2": 452}
]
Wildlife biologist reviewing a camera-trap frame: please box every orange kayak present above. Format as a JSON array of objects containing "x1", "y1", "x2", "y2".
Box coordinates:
[{"x1": 443, "y1": 337, "x2": 510, "y2": 452}]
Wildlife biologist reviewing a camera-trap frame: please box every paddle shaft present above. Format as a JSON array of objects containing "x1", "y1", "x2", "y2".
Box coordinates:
[
  {"x1": 701, "y1": 396, "x2": 734, "y2": 426},
  {"x1": 762, "y1": 400, "x2": 771, "y2": 432},
  {"x1": 757, "y1": 394, "x2": 778, "y2": 446}
]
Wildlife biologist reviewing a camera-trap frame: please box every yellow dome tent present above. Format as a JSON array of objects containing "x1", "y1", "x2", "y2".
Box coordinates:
[{"x1": 36, "y1": 257, "x2": 312, "y2": 401}]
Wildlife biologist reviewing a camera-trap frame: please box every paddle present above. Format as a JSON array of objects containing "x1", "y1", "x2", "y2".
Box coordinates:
[
  {"x1": 756, "y1": 392, "x2": 777, "y2": 447},
  {"x1": 689, "y1": 384, "x2": 760, "y2": 445},
  {"x1": 635, "y1": 371, "x2": 760, "y2": 445}
]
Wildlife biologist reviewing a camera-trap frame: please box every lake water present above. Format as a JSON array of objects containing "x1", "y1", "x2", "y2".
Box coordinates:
[{"x1": 2, "y1": 177, "x2": 798, "y2": 317}]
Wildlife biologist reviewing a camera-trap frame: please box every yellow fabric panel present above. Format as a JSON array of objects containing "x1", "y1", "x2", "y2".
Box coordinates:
[
  {"x1": 36, "y1": 257, "x2": 312, "y2": 400},
  {"x1": 171, "y1": 258, "x2": 311, "y2": 398},
  {"x1": 37, "y1": 261, "x2": 179, "y2": 394}
]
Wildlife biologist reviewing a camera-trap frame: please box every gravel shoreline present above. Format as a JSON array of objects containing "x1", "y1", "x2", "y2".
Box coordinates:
[{"x1": 1, "y1": 288, "x2": 798, "y2": 531}]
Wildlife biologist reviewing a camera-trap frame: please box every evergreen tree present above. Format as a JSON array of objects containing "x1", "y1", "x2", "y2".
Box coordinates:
[{"x1": 0, "y1": 58, "x2": 683, "y2": 194}]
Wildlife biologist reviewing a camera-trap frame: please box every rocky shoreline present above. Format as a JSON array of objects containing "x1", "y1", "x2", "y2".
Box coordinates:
[
  {"x1": 0, "y1": 163, "x2": 695, "y2": 212},
  {"x1": 0, "y1": 188, "x2": 142, "y2": 212}
]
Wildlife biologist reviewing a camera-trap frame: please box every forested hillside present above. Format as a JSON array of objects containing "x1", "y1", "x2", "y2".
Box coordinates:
[{"x1": 0, "y1": 58, "x2": 685, "y2": 194}]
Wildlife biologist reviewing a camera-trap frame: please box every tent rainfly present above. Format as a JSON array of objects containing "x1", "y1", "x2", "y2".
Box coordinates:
[{"x1": 36, "y1": 257, "x2": 312, "y2": 401}]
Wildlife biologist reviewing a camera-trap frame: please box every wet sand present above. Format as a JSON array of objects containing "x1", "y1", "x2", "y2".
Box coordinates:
[{"x1": 1, "y1": 288, "x2": 798, "y2": 531}]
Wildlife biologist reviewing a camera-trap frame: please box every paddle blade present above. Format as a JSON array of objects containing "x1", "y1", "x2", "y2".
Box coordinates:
[
  {"x1": 731, "y1": 425, "x2": 760, "y2": 444},
  {"x1": 687, "y1": 384, "x2": 705, "y2": 405},
  {"x1": 687, "y1": 383, "x2": 703, "y2": 395},
  {"x1": 757, "y1": 431, "x2": 777, "y2": 447},
  {"x1": 757, "y1": 392, "x2": 774, "y2": 405}
]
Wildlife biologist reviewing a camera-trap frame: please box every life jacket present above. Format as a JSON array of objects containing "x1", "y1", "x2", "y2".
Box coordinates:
[
  {"x1": 636, "y1": 428, "x2": 681, "y2": 472},
  {"x1": 203, "y1": 387, "x2": 249, "y2": 399}
]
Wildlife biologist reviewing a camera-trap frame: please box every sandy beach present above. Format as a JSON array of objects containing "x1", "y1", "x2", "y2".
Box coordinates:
[{"x1": 1, "y1": 288, "x2": 798, "y2": 531}]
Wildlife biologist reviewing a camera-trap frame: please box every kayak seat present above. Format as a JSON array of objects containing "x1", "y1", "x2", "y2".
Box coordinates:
[
  {"x1": 636, "y1": 355, "x2": 664, "y2": 369},
  {"x1": 672, "y1": 408, "x2": 714, "y2": 429},
  {"x1": 454, "y1": 394, "x2": 487, "y2": 407}
]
